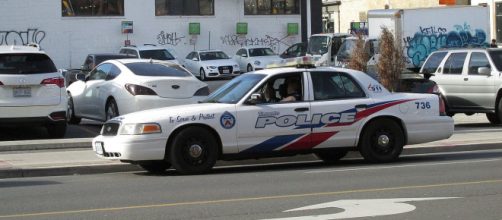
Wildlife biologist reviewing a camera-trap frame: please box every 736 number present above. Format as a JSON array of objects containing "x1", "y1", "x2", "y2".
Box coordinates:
[{"x1": 415, "y1": 101, "x2": 431, "y2": 109}]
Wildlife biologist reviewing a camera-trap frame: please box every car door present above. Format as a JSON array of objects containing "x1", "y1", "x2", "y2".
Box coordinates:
[
  {"x1": 95, "y1": 64, "x2": 122, "y2": 120},
  {"x1": 235, "y1": 49, "x2": 247, "y2": 69},
  {"x1": 82, "y1": 63, "x2": 111, "y2": 119},
  {"x1": 183, "y1": 52, "x2": 197, "y2": 74},
  {"x1": 432, "y1": 52, "x2": 469, "y2": 109},
  {"x1": 464, "y1": 52, "x2": 496, "y2": 109},
  {"x1": 237, "y1": 72, "x2": 313, "y2": 154},
  {"x1": 308, "y1": 71, "x2": 370, "y2": 148}
]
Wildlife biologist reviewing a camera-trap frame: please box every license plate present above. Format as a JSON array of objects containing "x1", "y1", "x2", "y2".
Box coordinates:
[
  {"x1": 95, "y1": 142, "x2": 104, "y2": 155},
  {"x1": 223, "y1": 69, "x2": 230, "y2": 74},
  {"x1": 13, "y1": 87, "x2": 31, "y2": 97}
]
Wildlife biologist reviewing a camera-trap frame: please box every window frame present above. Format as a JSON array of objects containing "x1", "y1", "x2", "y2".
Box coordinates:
[
  {"x1": 155, "y1": 0, "x2": 215, "y2": 16},
  {"x1": 467, "y1": 52, "x2": 491, "y2": 75},
  {"x1": 62, "y1": 0, "x2": 124, "y2": 17},
  {"x1": 244, "y1": 0, "x2": 300, "y2": 15},
  {"x1": 248, "y1": 72, "x2": 306, "y2": 105}
]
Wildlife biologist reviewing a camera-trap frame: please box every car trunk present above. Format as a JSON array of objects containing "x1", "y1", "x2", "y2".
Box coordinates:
[
  {"x1": 0, "y1": 73, "x2": 62, "y2": 107},
  {"x1": 140, "y1": 77, "x2": 203, "y2": 99}
]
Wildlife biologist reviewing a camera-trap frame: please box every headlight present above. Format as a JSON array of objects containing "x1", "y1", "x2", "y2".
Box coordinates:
[
  {"x1": 233, "y1": 64, "x2": 239, "y2": 69},
  {"x1": 254, "y1": 60, "x2": 261, "y2": 66},
  {"x1": 207, "y1": 66, "x2": 218, "y2": 69},
  {"x1": 120, "y1": 123, "x2": 162, "y2": 135}
]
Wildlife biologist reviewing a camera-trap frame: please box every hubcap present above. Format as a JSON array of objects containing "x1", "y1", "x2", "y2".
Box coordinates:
[
  {"x1": 188, "y1": 144, "x2": 203, "y2": 158},
  {"x1": 377, "y1": 134, "x2": 390, "y2": 147}
]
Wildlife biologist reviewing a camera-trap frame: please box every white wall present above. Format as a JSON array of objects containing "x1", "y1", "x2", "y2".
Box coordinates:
[
  {"x1": 471, "y1": 0, "x2": 497, "y2": 41},
  {"x1": 0, "y1": 0, "x2": 302, "y2": 69}
]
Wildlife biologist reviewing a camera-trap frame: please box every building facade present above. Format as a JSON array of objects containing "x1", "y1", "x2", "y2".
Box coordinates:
[{"x1": 0, "y1": 0, "x2": 321, "y2": 69}]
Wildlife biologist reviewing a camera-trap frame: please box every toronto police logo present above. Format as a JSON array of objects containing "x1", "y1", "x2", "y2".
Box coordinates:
[{"x1": 220, "y1": 111, "x2": 235, "y2": 129}]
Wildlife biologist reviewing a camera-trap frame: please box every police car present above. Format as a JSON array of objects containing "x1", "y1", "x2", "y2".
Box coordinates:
[{"x1": 93, "y1": 58, "x2": 454, "y2": 174}]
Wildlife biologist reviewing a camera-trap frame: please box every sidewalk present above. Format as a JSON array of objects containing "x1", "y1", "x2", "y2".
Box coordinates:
[{"x1": 1, "y1": 114, "x2": 501, "y2": 179}]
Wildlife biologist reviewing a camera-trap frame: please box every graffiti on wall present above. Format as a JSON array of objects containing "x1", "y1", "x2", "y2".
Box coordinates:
[
  {"x1": 0, "y1": 29, "x2": 46, "y2": 46},
  {"x1": 404, "y1": 23, "x2": 488, "y2": 67},
  {"x1": 157, "y1": 31, "x2": 185, "y2": 46},
  {"x1": 220, "y1": 34, "x2": 290, "y2": 52}
]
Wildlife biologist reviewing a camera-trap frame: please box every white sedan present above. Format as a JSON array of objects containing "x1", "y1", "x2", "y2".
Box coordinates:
[
  {"x1": 234, "y1": 47, "x2": 283, "y2": 72},
  {"x1": 66, "y1": 59, "x2": 209, "y2": 124},
  {"x1": 93, "y1": 60, "x2": 454, "y2": 174},
  {"x1": 182, "y1": 50, "x2": 241, "y2": 81}
]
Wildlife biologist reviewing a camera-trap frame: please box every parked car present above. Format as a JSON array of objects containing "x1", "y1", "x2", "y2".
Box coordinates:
[
  {"x1": 119, "y1": 44, "x2": 180, "y2": 65},
  {"x1": 234, "y1": 46, "x2": 283, "y2": 72},
  {"x1": 64, "y1": 53, "x2": 130, "y2": 86},
  {"x1": 280, "y1": 42, "x2": 307, "y2": 59},
  {"x1": 420, "y1": 48, "x2": 502, "y2": 124},
  {"x1": 93, "y1": 59, "x2": 453, "y2": 174},
  {"x1": 0, "y1": 45, "x2": 67, "y2": 138},
  {"x1": 182, "y1": 50, "x2": 240, "y2": 80},
  {"x1": 66, "y1": 59, "x2": 209, "y2": 124}
]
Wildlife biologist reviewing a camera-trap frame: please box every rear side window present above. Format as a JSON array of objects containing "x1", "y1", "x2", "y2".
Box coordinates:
[
  {"x1": 311, "y1": 71, "x2": 365, "y2": 100},
  {"x1": 443, "y1": 53, "x2": 467, "y2": 74},
  {"x1": 125, "y1": 62, "x2": 191, "y2": 77},
  {"x1": 0, "y1": 53, "x2": 57, "y2": 75},
  {"x1": 421, "y1": 52, "x2": 447, "y2": 74}
]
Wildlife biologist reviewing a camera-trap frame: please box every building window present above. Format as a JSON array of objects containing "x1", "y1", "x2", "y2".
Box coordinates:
[
  {"x1": 155, "y1": 0, "x2": 214, "y2": 16},
  {"x1": 62, "y1": 0, "x2": 124, "y2": 17},
  {"x1": 244, "y1": 0, "x2": 299, "y2": 15}
]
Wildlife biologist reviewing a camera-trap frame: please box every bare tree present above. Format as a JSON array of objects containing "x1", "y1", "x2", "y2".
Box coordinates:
[
  {"x1": 348, "y1": 33, "x2": 369, "y2": 72},
  {"x1": 377, "y1": 27, "x2": 405, "y2": 92}
]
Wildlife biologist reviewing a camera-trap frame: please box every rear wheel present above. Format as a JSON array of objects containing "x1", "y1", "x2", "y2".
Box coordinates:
[
  {"x1": 169, "y1": 126, "x2": 219, "y2": 174},
  {"x1": 487, "y1": 98, "x2": 502, "y2": 124},
  {"x1": 138, "y1": 161, "x2": 171, "y2": 174},
  {"x1": 105, "y1": 99, "x2": 119, "y2": 121},
  {"x1": 314, "y1": 149, "x2": 348, "y2": 164},
  {"x1": 200, "y1": 68, "x2": 206, "y2": 81},
  {"x1": 359, "y1": 118, "x2": 404, "y2": 163},
  {"x1": 67, "y1": 94, "x2": 81, "y2": 124},
  {"x1": 47, "y1": 122, "x2": 67, "y2": 138}
]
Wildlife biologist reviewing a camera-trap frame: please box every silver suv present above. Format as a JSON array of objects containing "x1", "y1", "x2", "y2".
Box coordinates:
[
  {"x1": 119, "y1": 44, "x2": 180, "y2": 65},
  {"x1": 0, "y1": 45, "x2": 67, "y2": 137},
  {"x1": 420, "y1": 48, "x2": 502, "y2": 124}
]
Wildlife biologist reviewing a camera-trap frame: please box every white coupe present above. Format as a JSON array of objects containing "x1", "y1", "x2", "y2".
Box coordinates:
[
  {"x1": 66, "y1": 59, "x2": 209, "y2": 124},
  {"x1": 182, "y1": 50, "x2": 241, "y2": 81},
  {"x1": 93, "y1": 60, "x2": 454, "y2": 174},
  {"x1": 234, "y1": 47, "x2": 283, "y2": 72}
]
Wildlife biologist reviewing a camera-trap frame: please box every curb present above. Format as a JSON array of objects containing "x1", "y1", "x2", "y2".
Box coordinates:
[
  {"x1": 0, "y1": 138, "x2": 91, "y2": 152},
  {"x1": 1, "y1": 141, "x2": 501, "y2": 179}
]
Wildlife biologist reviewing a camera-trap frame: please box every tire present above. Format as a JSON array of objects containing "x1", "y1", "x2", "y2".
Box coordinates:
[
  {"x1": 169, "y1": 126, "x2": 219, "y2": 174},
  {"x1": 67, "y1": 94, "x2": 81, "y2": 125},
  {"x1": 200, "y1": 68, "x2": 206, "y2": 81},
  {"x1": 359, "y1": 118, "x2": 404, "y2": 163},
  {"x1": 314, "y1": 149, "x2": 348, "y2": 164},
  {"x1": 47, "y1": 122, "x2": 67, "y2": 138},
  {"x1": 105, "y1": 99, "x2": 119, "y2": 121},
  {"x1": 247, "y1": 64, "x2": 253, "y2": 72},
  {"x1": 138, "y1": 161, "x2": 171, "y2": 174},
  {"x1": 487, "y1": 98, "x2": 502, "y2": 124}
]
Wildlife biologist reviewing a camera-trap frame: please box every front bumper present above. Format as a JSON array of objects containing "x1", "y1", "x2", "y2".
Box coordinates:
[{"x1": 93, "y1": 134, "x2": 168, "y2": 161}]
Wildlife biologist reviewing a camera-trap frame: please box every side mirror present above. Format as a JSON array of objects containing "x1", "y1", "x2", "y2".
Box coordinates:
[
  {"x1": 192, "y1": 57, "x2": 199, "y2": 61},
  {"x1": 478, "y1": 67, "x2": 491, "y2": 76},
  {"x1": 76, "y1": 73, "x2": 86, "y2": 81},
  {"x1": 246, "y1": 93, "x2": 262, "y2": 105},
  {"x1": 242, "y1": 54, "x2": 248, "y2": 58}
]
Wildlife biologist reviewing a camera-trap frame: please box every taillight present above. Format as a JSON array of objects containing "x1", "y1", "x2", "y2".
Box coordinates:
[
  {"x1": 125, "y1": 84, "x2": 157, "y2": 96},
  {"x1": 427, "y1": 84, "x2": 440, "y2": 94},
  {"x1": 439, "y1": 95, "x2": 446, "y2": 116},
  {"x1": 194, "y1": 86, "x2": 210, "y2": 96},
  {"x1": 41, "y1": 77, "x2": 65, "y2": 88},
  {"x1": 0, "y1": 81, "x2": 3, "y2": 85}
]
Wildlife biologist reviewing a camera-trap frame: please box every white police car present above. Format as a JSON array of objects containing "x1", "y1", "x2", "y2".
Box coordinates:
[{"x1": 93, "y1": 59, "x2": 454, "y2": 174}]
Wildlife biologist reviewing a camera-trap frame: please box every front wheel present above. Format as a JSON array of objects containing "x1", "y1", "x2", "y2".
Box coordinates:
[
  {"x1": 314, "y1": 149, "x2": 348, "y2": 164},
  {"x1": 67, "y1": 94, "x2": 81, "y2": 124},
  {"x1": 359, "y1": 118, "x2": 404, "y2": 163},
  {"x1": 169, "y1": 126, "x2": 219, "y2": 175},
  {"x1": 200, "y1": 68, "x2": 206, "y2": 81},
  {"x1": 105, "y1": 99, "x2": 119, "y2": 121},
  {"x1": 247, "y1": 64, "x2": 253, "y2": 72}
]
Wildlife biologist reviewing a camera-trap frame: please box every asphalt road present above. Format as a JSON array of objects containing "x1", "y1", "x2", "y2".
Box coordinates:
[
  {"x1": 0, "y1": 149, "x2": 501, "y2": 219},
  {"x1": 0, "y1": 79, "x2": 229, "y2": 141}
]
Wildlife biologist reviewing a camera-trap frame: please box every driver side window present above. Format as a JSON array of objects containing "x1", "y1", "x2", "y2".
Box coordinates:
[
  {"x1": 88, "y1": 63, "x2": 112, "y2": 81},
  {"x1": 252, "y1": 73, "x2": 304, "y2": 104}
]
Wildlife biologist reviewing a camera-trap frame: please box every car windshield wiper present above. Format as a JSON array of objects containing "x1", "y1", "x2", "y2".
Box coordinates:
[{"x1": 199, "y1": 100, "x2": 221, "y2": 103}]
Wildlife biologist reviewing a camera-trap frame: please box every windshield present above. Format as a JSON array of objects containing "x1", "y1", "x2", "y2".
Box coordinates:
[
  {"x1": 202, "y1": 74, "x2": 265, "y2": 104},
  {"x1": 139, "y1": 49, "x2": 175, "y2": 60},
  {"x1": 308, "y1": 36, "x2": 330, "y2": 55},
  {"x1": 488, "y1": 50, "x2": 502, "y2": 71},
  {"x1": 249, "y1": 48, "x2": 275, "y2": 57},
  {"x1": 200, "y1": 51, "x2": 230, "y2": 61},
  {"x1": 336, "y1": 39, "x2": 357, "y2": 61}
]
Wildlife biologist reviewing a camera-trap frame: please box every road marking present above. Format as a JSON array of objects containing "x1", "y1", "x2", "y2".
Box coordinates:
[
  {"x1": 305, "y1": 158, "x2": 500, "y2": 174},
  {"x1": 0, "y1": 179, "x2": 501, "y2": 219},
  {"x1": 261, "y1": 197, "x2": 459, "y2": 220}
]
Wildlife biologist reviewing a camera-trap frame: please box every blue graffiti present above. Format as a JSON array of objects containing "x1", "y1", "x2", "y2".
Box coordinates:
[{"x1": 404, "y1": 23, "x2": 488, "y2": 67}]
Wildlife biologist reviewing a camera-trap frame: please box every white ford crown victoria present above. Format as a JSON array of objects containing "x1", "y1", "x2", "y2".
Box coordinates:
[{"x1": 93, "y1": 62, "x2": 454, "y2": 174}]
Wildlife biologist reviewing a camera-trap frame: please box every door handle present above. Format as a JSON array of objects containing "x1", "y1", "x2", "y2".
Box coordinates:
[
  {"x1": 294, "y1": 107, "x2": 309, "y2": 112},
  {"x1": 355, "y1": 104, "x2": 368, "y2": 111}
]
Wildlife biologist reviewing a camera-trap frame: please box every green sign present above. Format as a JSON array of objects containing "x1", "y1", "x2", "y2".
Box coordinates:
[
  {"x1": 236, "y1": 22, "x2": 248, "y2": 35},
  {"x1": 287, "y1": 23, "x2": 299, "y2": 35},
  {"x1": 189, "y1": 23, "x2": 200, "y2": 35}
]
